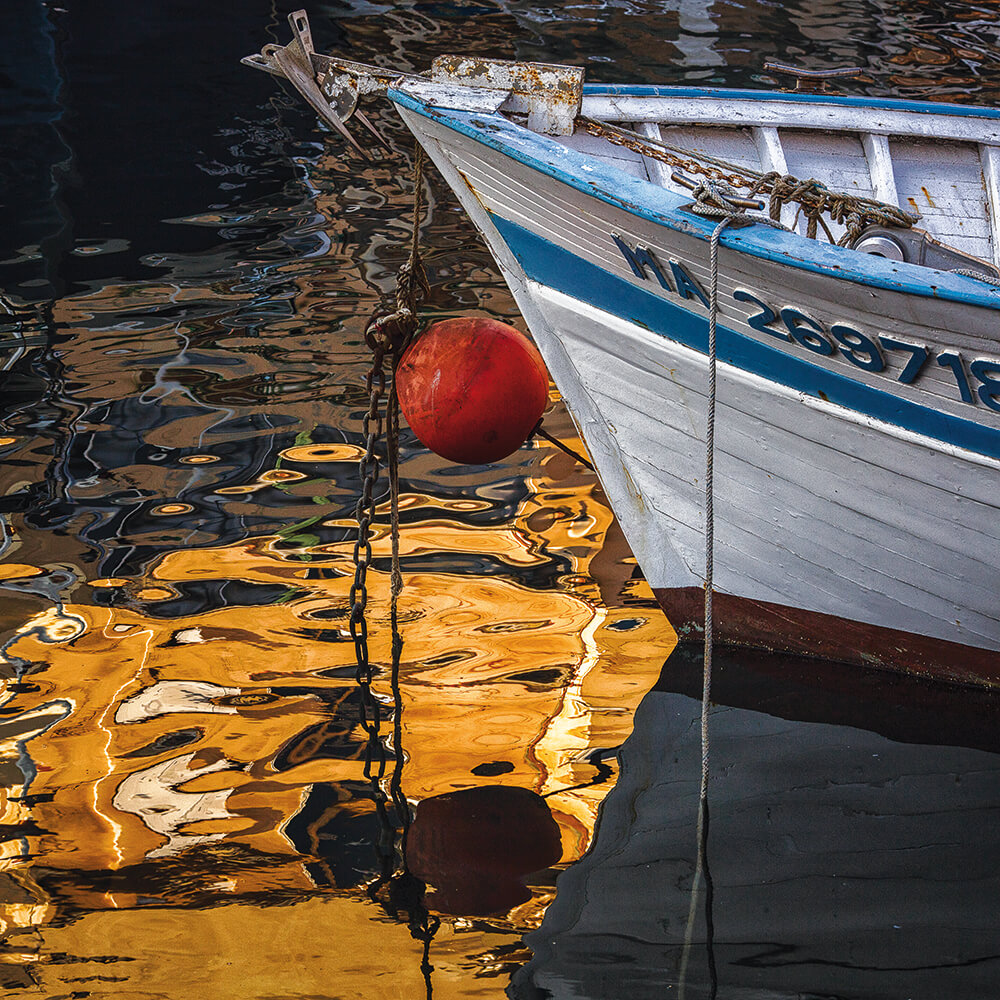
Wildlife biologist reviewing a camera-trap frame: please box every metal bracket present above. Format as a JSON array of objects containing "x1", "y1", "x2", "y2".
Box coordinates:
[
  {"x1": 852, "y1": 224, "x2": 1000, "y2": 277},
  {"x1": 242, "y1": 11, "x2": 585, "y2": 145},
  {"x1": 671, "y1": 170, "x2": 765, "y2": 211},
  {"x1": 430, "y1": 56, "x2": 583, "y2": 135}
]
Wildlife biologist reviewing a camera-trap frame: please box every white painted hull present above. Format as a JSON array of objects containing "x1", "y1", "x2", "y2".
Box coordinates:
[
  {"x1": 394, "y1": 100, "x2": 1000, "y2": 683},
  {"x1": 528, "y1": 282, "x2": 996, "y2": 645}
]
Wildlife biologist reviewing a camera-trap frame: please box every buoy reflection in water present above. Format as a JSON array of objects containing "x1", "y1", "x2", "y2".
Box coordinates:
[{"x1": 0, "y1": 410, "x2": 672, "y2": 992}]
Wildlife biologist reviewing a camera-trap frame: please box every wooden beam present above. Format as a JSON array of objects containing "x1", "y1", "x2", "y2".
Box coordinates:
[
  {"x1": 581, "y1": 94, "x2": 1000, "y2": 145},
  {"x1": 862, "y1": 132, "x2": 900, "y2": 207},
  {"x1": 751, "y1": 126, "x2": 799, "y2": 232},
  {"x1": 635, "y1": 122, "x2": 673, "y2": 187},
  {"x1": 979, "y1": 143, "x2": 1000, "y2": 271}
]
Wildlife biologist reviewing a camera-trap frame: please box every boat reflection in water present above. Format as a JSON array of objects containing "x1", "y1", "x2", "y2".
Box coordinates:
[
  {"x1": 511, "y1": 644, "x2": 1000, "y2": 1000},
  {"x1": 6, "y1": 1, "x2": 1000, "y2": 996}
]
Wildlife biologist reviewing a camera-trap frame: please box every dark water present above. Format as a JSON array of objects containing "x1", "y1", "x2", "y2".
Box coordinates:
[
  {"x1": 3, "y1": 1, "x2": 1000, "y2": 997},
  {"x1": 514, "y1": 648, "x2": 1000, "y2": 1000}
]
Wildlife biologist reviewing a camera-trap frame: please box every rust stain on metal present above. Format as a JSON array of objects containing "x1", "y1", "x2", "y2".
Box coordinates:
[{"x1": 431, "y1": 55, "x2": 583, "y2": 135}]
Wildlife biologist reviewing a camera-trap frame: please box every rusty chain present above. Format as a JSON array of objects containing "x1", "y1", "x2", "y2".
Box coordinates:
[
  {"x1": 581, "y1": 117, "x2": 918, "y2": 244},
  {"x1": 348, "y1": 147, "x2": 439, "y2": 978},
  {"x1": 581, "y1": 117, "x2": 750, "y2": 188},
  {"x1": 349, "y1": 146, "x2": 428, "y2": 855}
]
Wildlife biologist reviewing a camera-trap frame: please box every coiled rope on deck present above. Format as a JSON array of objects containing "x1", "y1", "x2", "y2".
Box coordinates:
[{"x1": 581, "y1": 117, "x2": 919, "y2": 246}]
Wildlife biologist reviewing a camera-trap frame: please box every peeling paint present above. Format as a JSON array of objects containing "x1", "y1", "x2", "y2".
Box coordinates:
[{"x1": 431, "y1": 55, "x2": 583, "y2": 135}]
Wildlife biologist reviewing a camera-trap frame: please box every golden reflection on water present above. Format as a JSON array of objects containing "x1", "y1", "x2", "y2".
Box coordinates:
[
  {"x1": 6, "y1": 2, "x2": 1000, "y2": 994},
  {"x1": 0, "y1": 381, "x2": 675, "y2": 994},
  {"x1": 0, "y1": 23, "x2": 685, "y2": 986}
]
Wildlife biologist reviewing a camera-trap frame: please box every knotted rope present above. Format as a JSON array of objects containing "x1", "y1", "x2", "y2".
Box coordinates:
[
  {"x1": 365, "y1": 147, "x2": 430, "y2": 359},
  {"x1": 582, "y1": 117, "x2": 918, "y2": 245},
  {"x1": 685, "y1": 177, "x2": 753, "y2": 221},
  {"x1": 746, "y1": 171, "x2": 917, "y2": 245}
]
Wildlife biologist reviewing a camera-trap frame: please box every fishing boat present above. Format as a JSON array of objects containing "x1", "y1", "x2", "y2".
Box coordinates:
[{"x1": 245, "y1": 12, "x2": 1000, "y2": 687}]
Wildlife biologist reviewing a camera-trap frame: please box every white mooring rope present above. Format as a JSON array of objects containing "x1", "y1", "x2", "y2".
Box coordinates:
[{"x1": 701, "y1": 213, "x2": 731, "y2": 813}]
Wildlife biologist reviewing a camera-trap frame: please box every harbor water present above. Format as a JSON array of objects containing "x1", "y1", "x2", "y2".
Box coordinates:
[{"x1": 2, "y1": 1, "x2": 1000, "y2": 996}]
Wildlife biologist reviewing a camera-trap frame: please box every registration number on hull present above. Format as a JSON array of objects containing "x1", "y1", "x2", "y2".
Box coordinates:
[{"x1": 613, "y1": 234, "x2": 1000, "y2": 412}]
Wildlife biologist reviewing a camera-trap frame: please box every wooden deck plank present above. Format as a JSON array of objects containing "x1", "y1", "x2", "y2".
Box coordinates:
[
  {"x1": 979, "y1": 143, "x2": 1000, "y2": 270},
  {"x1": 889, "y1": 139, "x2": 991, "y2": 258}
]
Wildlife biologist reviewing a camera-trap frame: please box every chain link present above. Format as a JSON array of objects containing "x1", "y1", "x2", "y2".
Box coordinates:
[
  {"x1": 582, "y1": 118, "x2": 750, "y2": 188},
  {"x1": 348, "y1": 151, "x2": 440, "y2": 988},
  {"x1": 348, "y1": 334, "x2": 396, "y2": 877},
  {"x1": 350, "y1": 148, "x2": 429, "y2": 838},
  {"x1": 581, "y1": 117, "x2": 919, "y2": 245}
]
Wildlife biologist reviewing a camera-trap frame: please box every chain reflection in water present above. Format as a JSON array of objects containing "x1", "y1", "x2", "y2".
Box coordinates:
[{"x1": 0, "y1": 142, "x2": 672, "y2": 987}]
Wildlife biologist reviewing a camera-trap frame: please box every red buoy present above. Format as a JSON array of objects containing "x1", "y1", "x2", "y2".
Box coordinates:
[{"x1": 395, "y1": 317, "x2": 549, "y2": 464}]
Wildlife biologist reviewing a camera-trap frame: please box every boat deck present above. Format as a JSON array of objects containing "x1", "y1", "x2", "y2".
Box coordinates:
[{"x1": 551, "y1": 89, "x2": 1000, "y2": 266}]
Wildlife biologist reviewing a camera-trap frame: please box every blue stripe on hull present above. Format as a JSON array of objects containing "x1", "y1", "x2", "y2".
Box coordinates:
[{"x1": 488, "y1": 212, "x2": 1000, "y2": 462}]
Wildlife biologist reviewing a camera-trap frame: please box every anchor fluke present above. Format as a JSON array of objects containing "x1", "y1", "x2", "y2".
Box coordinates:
[{"x1": 242, "y1": 10, "x2": 393, "y2": 157}]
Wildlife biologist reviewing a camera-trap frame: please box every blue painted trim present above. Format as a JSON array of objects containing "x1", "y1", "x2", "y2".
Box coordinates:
[
  {"x1": 582, "y1": 83, "x2": 1000, "y2": 121},
  {"x1": 487, "y1": 212, "x2": 1000, "y2": 461},
  {"x1": 388, "y1": 88, "x2": 1000, "y2": 310}
]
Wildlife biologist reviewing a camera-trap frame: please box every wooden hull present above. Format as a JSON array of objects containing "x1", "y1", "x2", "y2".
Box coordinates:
[
  {"x1": 243, "y1": 25, "x2": 1000, "y2": 685},
  {"x1": 392, "y1": 91, "x2": 1000, "y2": 685}
]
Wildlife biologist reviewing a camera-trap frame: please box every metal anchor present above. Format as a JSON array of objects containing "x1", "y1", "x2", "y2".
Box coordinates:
[{"x1": 242, "y1": 10, "x2": 391, "y2": 157}]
